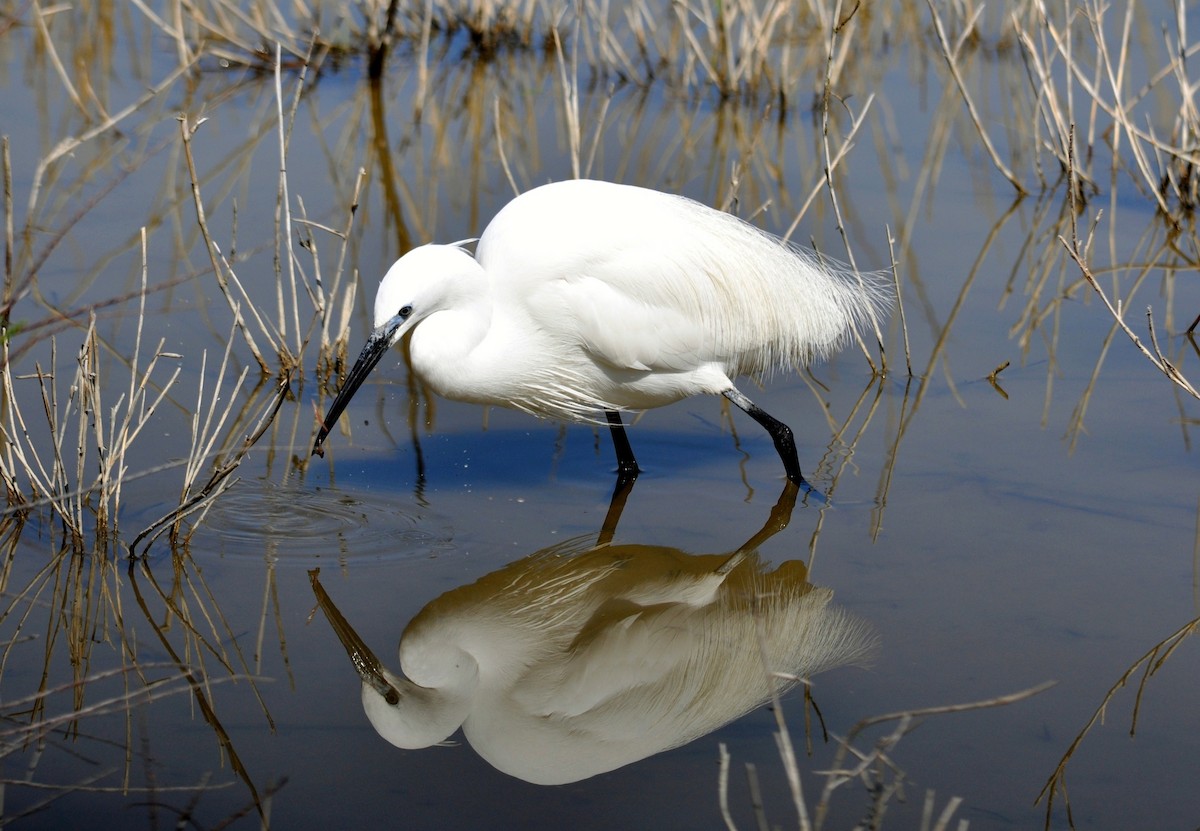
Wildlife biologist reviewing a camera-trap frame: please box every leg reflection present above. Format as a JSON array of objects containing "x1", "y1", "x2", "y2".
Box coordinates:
[
  {"x1": 716, "y1": 481, "x2": 801, "y2": 575},
  {"x1": 597, "y1": 470, "x2": 637, "y2": 547}
]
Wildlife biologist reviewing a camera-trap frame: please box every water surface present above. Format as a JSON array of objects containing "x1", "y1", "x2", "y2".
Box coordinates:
[{"x1": 1, "y1": 3, "x2": 1198, "y2": 829}]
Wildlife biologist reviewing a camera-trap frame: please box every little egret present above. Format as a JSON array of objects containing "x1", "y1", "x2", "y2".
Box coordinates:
[
  {"x1": 312, "y1": 179, "x2": 889, "y2": 483},
  {"x1": 309, "y1": 491, "x2": 875, "y2": 784}
]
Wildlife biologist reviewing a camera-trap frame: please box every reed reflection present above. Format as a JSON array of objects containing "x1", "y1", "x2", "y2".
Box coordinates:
[{"x1": 310, "y1": 484, "x2": 875, "y2": 785}]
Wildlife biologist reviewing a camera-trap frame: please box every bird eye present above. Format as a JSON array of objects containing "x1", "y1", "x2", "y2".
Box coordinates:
[{"x1": 399, "y1": 304, "x2": 412, "y2": 318}]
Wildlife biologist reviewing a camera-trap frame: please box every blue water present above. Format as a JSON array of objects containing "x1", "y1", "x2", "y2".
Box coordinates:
[{"x1": 2, "y1": 4, "x2": 1198, "y2": 829}]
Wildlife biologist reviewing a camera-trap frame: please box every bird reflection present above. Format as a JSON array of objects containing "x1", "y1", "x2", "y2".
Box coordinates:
[{"x1": 310, "y1": 485, "x2": 874, "y2": 785}]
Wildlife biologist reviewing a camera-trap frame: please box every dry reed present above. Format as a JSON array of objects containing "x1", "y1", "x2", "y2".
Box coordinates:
[
  {"x1": 717, "y1": 673, "x2": 1053, "y2": 830},
  {"x1": 0, "y1": 1, "x2": 1196, "y2": 826}
]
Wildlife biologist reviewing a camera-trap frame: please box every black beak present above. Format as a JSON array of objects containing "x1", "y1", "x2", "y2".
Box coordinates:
[
  {"x1": 309, "y1": 569, "x2": 401, "y2": 705},
  {"x1": 312, "y1": 329, "x2": 394, "y2": 457}
]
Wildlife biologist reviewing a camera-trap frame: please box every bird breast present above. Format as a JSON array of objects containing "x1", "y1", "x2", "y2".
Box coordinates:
[{"x1": 409, "y1": 295, "x2": 730, "y2": 421}]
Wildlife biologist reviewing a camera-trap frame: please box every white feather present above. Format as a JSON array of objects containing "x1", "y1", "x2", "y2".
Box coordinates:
[
  {"x1": 375, "y1": 180, "x2": 889, "y2": 421},
  {"x1": 359, "y1": 537, "x2": 876, "y2": 785}
]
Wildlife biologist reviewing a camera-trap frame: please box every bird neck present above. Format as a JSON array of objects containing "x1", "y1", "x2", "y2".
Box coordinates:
[
  {"x1": 407, "y1": 291, "x2": 494, "y2": 401},
  {"x1": 361, "y1": 658, "x2": 478, "y2": 749}
]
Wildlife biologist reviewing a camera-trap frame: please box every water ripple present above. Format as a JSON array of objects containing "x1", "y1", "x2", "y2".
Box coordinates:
[{"x1": 196, "y1": 479, "x2": 455, "y2": 565}]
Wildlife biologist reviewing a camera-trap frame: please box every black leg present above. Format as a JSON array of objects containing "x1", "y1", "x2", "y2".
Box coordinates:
[
  {"x1": 722, "y1": 387, "x2": 807, "y2": 486},
  {"x1": 605, "y1": 410, "x2": 641, "y2": 481},
  {"x1": 597, "y1": 410, "x2": 640, "y2": 547}
]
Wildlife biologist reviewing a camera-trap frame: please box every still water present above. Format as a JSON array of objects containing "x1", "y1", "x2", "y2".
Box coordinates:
[{"x1": 1, "y1": 2, "x2": 1198, "y2": 829}]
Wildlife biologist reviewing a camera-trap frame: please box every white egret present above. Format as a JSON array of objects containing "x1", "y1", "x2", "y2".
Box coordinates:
[
  {"x1": 309, "y1": 492, "x2": 875, "y2": 784},
  {"x1": 312, "y1": 179, "x2": 889, "y2": 484}
]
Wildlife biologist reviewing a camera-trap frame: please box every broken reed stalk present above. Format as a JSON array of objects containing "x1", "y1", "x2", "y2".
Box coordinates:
[
  {"x1": 310, "y1": 167, "x2": 365, "y2": 383},
  {"x1": 552, "y1": 25, "x2": 583, "y2": 181},
  {"x1": 179, "y1": 41, "x2": 351, "y2": 383},
  {"x1": 0, "y1": 323, "x2": 180, "y2": 553},
  {"x1": 122, "y1": 558, "x2": 271, "y2": 817},
  {"x1": 273, "y1": 37, "x2": 331, "y2": 372},
  {"x1": 1010, "y1": 0, "x2": 1095, "y2": 189},
  {"x1": 817, "y1": 0, "x2": 884, "y2": 375},
  {"x1": 179, "y1": 115, "x2": 271, "y2": 374},
  {"x1": 3, "y1": 136, "x2": 12, "y2": 325},
  {"x1": 1160, "y1": 0, "x2": 1200, "y2": 210},
  {"x1": 0, "y1": 236, "x2": 184, "y2": 553},
  {"x1": 177, "y1": 328, "x2": 250, "y2": 531},
  {"x1": 275, "y1": 42, "x2": 302, "y2": 371},
  {"x1": 716, "y1": 679, "x2": 1044, "y2": 829},
  {"x1": 673, "y1": 0, "x2": 793, "y2": 101},
  {"x1": 1062, "y1": 241, "x2": 1200, "y2": 399},
  {"x1": 717, "y1": 743, "x2": 736, "y2": 831},
  {"x1": 886, "y1": 225, "x2": 912, "y2": 377},
  {"x1": 4, "y1": 335, "x2": 81, "y2": 543},
  {"x1": 1074, "y1": 0, "x2": 1173, "y2": 217},
  {"x1": 1061, "y1": 127, "x2": 1199, "y2": 401},
  {"x1": 0, "y1": 664, "x2": 213, "y2": 751},
  {"x1": 926, "y1": 0, "x2": 1027, "y2": 195},
  {"x1": 1036, "y1": 614, "x2": 1200, "y2": 827},
  {"x1": 810, "y1": 681, "x2": 1054, "y2": 830},
  {"x1": 105, "y1": 229, "x2": 173, "y2": 540},
  {"x1": 129, "y1": 370, "x2": 291, "y2": 557},
  {"x1": 780, "y1": 96, "x2": 873, "y2": 246},
  {"x1": 1013, "y1": 0, "x2": 1200, "y2": 219},
  {"x1": 552, "y1": 15, "x2": 611, "y2": 184},
  {"x1": 0, "y1": 221, "x2": 292, "y2": 557}
]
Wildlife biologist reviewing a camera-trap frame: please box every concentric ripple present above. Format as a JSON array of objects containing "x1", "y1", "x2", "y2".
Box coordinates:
[{"x1": 196, "y1": 479, "x2": 455, "y2": 564}]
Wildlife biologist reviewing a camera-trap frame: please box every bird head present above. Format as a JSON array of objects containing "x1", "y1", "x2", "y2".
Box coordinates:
[
  {"x1": 310, "y1": 569, "x2": 476, "y2": 749},
  {"x1": 358, "y1": 663, "x2": 477, "y2": 751},
  {"x1": 312, "y1": 242, "x2": 479, "y2": 456}
]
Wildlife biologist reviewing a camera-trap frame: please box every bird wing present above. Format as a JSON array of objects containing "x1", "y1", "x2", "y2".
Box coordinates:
[
  {"x1": 551, "y1": 271, "x2": 713, "y2": 373},
  {"x1": 512, "y1": 601, "x2": 710, "y2": 720},
  {"x1": 481, "y1": 182, "x2": 758, "y2": 375},
  {"x1": 512, "y1": 226, "x2": 752, "y2": 376},
  {"x1": 479, "y1": 179, "x2": 888, "y2": 381}
]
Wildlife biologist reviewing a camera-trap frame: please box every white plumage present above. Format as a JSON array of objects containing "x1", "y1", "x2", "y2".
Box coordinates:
[
  {"x1": 311, "y1": 537, "x2": 876, "y2": 785},
  {"x1": 314, "y1": 179, "x2": 889, "y2": 484}
]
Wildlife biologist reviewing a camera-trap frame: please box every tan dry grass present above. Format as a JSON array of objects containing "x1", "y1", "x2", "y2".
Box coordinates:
[{"x1": 0, "y1": 3, "x2": 1197, "y2": 825}]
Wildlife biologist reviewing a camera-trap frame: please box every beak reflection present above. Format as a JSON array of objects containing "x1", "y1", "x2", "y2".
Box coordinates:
[
  {"x1": 309, "y1": 569, "x2": 400, "y2": 705},
  {"x1": 309, "y1": 485, "x2": 877, "y2": 785}
]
